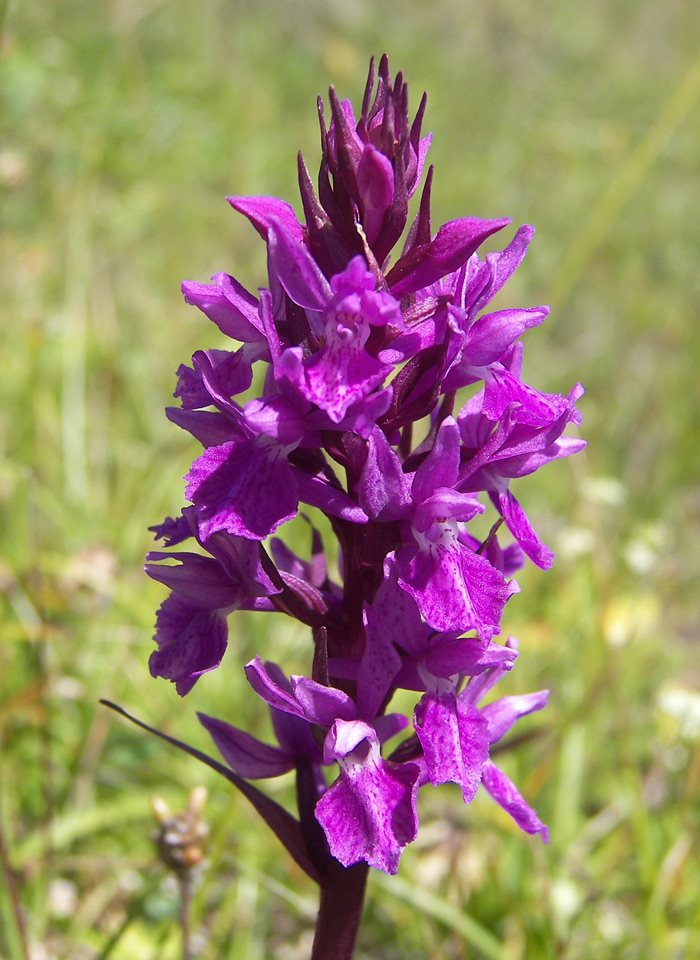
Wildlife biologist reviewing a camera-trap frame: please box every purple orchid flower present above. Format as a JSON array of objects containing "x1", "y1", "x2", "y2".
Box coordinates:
[
  {"x1": 457, "y1": 379, "x2": 586, "y2": 568},
  {"x1": 145, "y1": 508, "x2": 280, "y2": 694},
  {"x1": 243, "y1": 657, "x2": 417, "y2": 873},
  {"x1": 270, "y1": 241, "x2": 402, "y2": 428},
  {"x1": 140, "y1": 59, "x2": 584, "y2": 942},
  {"x1": 359, "y1": 416, "x2": 518, "y2": 636}
]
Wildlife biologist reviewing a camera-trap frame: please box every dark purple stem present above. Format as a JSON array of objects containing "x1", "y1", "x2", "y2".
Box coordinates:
[{"x1": 311, "y1": 859, "x2": 369, "y2": 960}]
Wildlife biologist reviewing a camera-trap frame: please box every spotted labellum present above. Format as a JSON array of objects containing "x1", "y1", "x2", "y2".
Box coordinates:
[{"x1": 142, "y1": 54, "x2": 584, "y2": 958}]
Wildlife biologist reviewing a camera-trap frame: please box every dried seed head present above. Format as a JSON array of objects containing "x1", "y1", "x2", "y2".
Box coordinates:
[{"x1": 152, "y1": 787, "x2": 209, "y2": 876}]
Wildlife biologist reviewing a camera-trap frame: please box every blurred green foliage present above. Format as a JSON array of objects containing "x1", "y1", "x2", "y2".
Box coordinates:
[{"x1": 1, "y1": 0, "x2": 699, "y2": 957}]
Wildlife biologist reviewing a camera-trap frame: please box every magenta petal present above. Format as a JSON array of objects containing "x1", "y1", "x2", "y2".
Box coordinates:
[
  {"x1": 497, "y1": 435, "x2": 587, "y2": 480},
  {"x1": 300, "y1": 341, "x2": 391, "y2": 423},
  {"x1": 357, "y1": 621, "x2": 404, "y2": 720},
  {"x1": 470, "y1": 224, "x2": 535, "y2": 314},
  {"x1": 294, "y1": 472, "x2": 368, "y2": 524},
  {"x1": 186, "y1": 438, "x2": 299, "y2": 542},
  {"x1": 228, "y1": 195, "x2": 305, "y2": 245},
  {"x1": 323, "y1": 719, "x2": 376, "y2": 762},
  {"x1": 290, "y1": 676, "x2": 357, "y2": 726},
  {"x1": 329, "y1": 257, "x2": 379, "y2": 298},
  {"x1": 414, "y1": 692, "x2": 490, "y2": 802},
  {"x1": 174, "y1": 362, "x2": 212, "y2": 410},
  {"x1": 315, "y1": 749, "x2": 420, "y2": 873},
  {"x1": 481, "y1": 690, "x2": 549, "y2": 744},
  {"x1": 245, "y1": 657, "x2": 304, "y2": 717},
  {"x1": 466, "y1": 306, "x2": 549, "y2": 366},
  {"x1": 271, "y1": 707, "x2": 325, "y2": 765},
  {"x1": 331, "y1": 387, "x2": 393, "y2": 440},
  {"x1": 388, "y1": 217, "x2": 511, "y2": 296},
  {"x1": 358, "y1": 426, "x2": 412, "y2": 522},
  {"x1": 365, "y1": 562, "x2": 426, "y2": 659},
  {"x1": 359, "y1": 569, "x2": 420, "y2": 717},
  {"x1": 198, "y1": 713, "x2": 295, "y2": 779},
  {"x1": 374, "y1": 713, "x2": 409, "y2": 744},
  {"x1": 149, "y1": 595, "x2": 228, "y2": 696},
  {"x1": 150, "y1": 513, "x2": 191, "y2": 547},
  {"x1": 262, "y1": 661, "x2": 326, "y2": 764},
  {"x1": 190, "y1": 350, "x2": 251, "y2": 422},
  {"x1": 206, "y1": 531, "x2": 280, "y2": 598},
  {"x1": 424, "y1": 637, "x2": 518, "y2": 679},
  {"x1": 166, "y1": 408, "x2": 240, "y2": 448},
  {"x1": 483, "y1": 366, "x2": 569, "y2": 427},
  {"x1": 243, "y1": 395, "x2": 306, "y2": 445},
  {"x1": 413, "y1": 489, "x2": 483, "y2": 531},
  {"x1": 411, "y1": 417, "x2": 462, "y2": 502},
  {"x1": 267, "y1": 219, "x2": 331, "y2": 311},
  {"x1": 181, "y1": 273, "x2": 264, "y2": 343},
  {"x1": 191, "y1": 348, "x2": 254, "y2": 408},
  {"x1": 496, "y1": 489, "x2": 554, "y2": 570},
  {"x1": 398, "y1": 536, "x2": 516, "y2": 638},
  {"x1": 481, "y1": 760, "x2": 549, "y2": 842},
  {"x1": 145, "y1": 552, "x2": 240, "y2": 609}
]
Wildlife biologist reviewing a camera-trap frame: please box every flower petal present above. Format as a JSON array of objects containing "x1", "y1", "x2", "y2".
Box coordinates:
[
  {"x1": 267, "y1": 219, "x2": 331, "y2": 311},
  {"x1": 245, "y1": 657, "x2": 304, "y2": 717},
  {"x1": 149, "y1": 595, "x2": 228, "y2": 696},
  {"x1": 186, "y1": 438, "x2": 299, "y2": 541},
  {"x1": 481, "y1": 690, "x2": 549, "y2": 744},
  {"x1": 398, "y1": 534, "x2": 516, "y2": 638},
  {"x1": 424, "y1": 637, "x2": 518, "y2": 679},
  {"x1": 315, "y1": 746, "x2": 420, "y2": 874},
  {"x1": 198, "y1": 713, "x2": 295, "y2": 779},
  {"x1": 387, "y1": 217, "x2": 511, "y2": 296},
  {"x1": 290, "y1": 677, "x2": 358, "y2": 726},
  {"x1": 411, "y1": 417, "x2": 462, "y2": 502},
  {"x1": 358, "y1": 426, "x2": 413, "y2": 522},
  {"x1": 144, "y1": 552, "x2": 241, "y2": 609},
  {"x1": 480, "y1": 760, "x2": 549, "y2": 842},
  {"x1": 181, "y1": 272, "x2": 264, "y2": 343},
  {"x1": 493, "y1": 489, "x2": 554, "y2": 570},
  {"x1": 414, "y1": 692, "x2": 489, "y2": 802}
]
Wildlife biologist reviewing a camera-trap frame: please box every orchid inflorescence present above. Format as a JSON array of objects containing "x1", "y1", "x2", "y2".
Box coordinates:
[{"x1": 145, "y1": 55, "x2": 585, "y2": 878}]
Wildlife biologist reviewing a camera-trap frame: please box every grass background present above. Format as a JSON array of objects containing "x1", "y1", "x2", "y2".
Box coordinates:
[{"x1": 1, "y1": 0, "x2": 699, "y2": 957}]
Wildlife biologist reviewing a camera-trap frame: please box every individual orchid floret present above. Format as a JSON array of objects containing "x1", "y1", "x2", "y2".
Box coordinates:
[
  {"x1": 174, "y1": 347, "x2": 367, "y2": 541},
  {"x1": 359, "y1": 417, "x2": 518, "y2": 636},
  {"x1": 460, "y1": 650, "x2": 550, "y2": 841},
  {"x1": 458, "y1": 384, "x2": 586, "y2": 568},
  {"x1": 145, "y1": 509, "x2": 280, "y2": 694},
  {"x1": 315, "y1": 720, "x2": 420, "y2": 874},
  {"x1": 361, "y1": 566, "x2": 517, "y2": 805},
  {"x1": 244, "y1": 656, "x2": 417, "y2": 872},
  {"x1": 273, "y1": 252, "x2": 402, "y2": 425}
]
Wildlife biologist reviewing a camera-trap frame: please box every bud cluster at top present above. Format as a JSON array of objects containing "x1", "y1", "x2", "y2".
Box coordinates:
[{"x1": 146, "y1": 55, "x2": 585, "y2": 874}]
